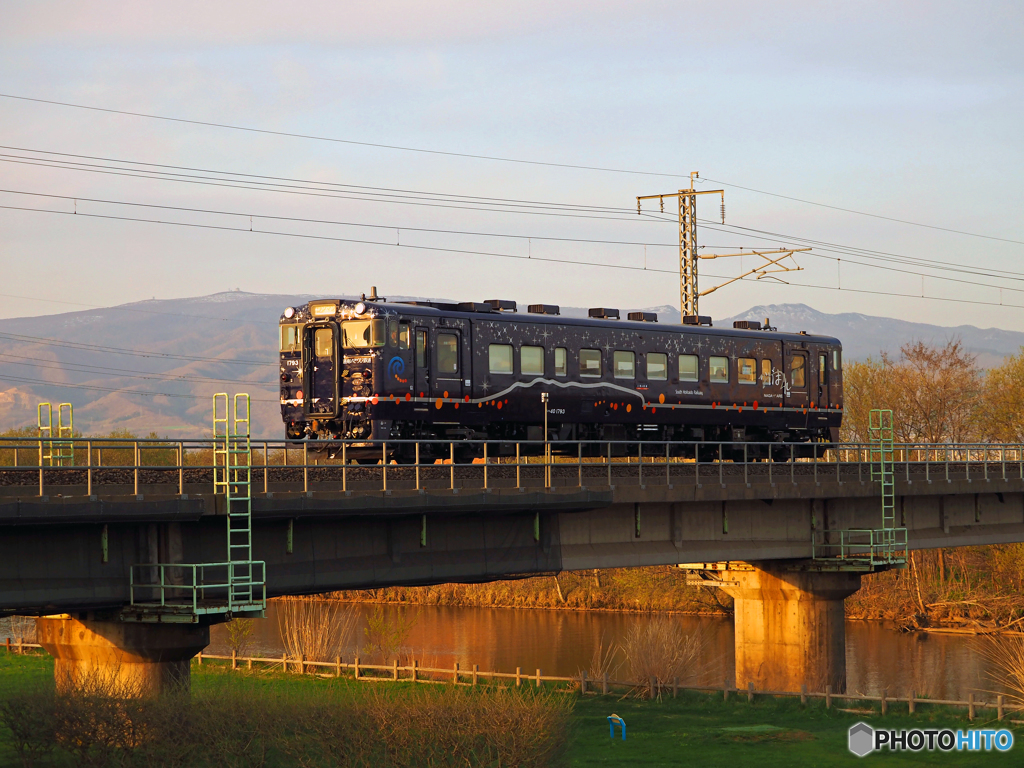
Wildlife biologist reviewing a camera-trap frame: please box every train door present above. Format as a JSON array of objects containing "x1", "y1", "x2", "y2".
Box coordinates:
[
  {"x1": 432, "y1": 329, "x2": 463, "y2": 400},
  {"x1": 816, "y1": 350, "x2": 830, "y2": 410},
  {"x1": 784, "y1": 345, "x2": 809, "y2": 410},
  {"x1": 303, "y1": 322, "x2": 338, "y2": 417},
  {"x1": 414, "y1": 327, "x2": 430, "y2": 398}
]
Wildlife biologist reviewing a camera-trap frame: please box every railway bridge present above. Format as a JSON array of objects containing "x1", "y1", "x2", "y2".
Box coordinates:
[{"x1": 4, "y1": 432, "x2": 1024, "y2": 696}]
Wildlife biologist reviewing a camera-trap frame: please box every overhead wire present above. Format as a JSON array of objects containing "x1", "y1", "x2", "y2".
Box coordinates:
[{"x1": 3, "y1": 93, "x2": 1020, "y2": 245}]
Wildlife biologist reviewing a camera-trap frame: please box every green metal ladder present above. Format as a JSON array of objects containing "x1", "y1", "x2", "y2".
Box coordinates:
[
  {"x1": 37, "y1": 402, "x2": 74, "y2": 467},
  {"x1": 214, "y1": 393, "x2": 258, "y2": 609},
  {"x1": 869, "y1": 408, "x2": 899, "y2": 559}
]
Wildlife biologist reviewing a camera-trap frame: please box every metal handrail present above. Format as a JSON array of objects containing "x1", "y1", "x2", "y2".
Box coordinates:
[
  {"x1": 3, "y1": 437, "x2": 1024, "y2": 497},
  {"x1": 129, "y1": 561, "x2": 267, "y2": 615}
]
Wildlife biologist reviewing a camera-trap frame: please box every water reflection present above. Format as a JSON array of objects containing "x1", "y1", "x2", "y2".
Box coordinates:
[{"x1": 208, "y1": 602, "x2": 1000, "y2": 699}]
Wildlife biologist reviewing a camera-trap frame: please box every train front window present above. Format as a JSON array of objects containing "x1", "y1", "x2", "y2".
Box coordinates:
[
  {"x1": 819, "y1": 354, "x2": 827, "y2": 386},
  {"x1": 521, "y1": 345, "x2": 544, "y2": 375},
  {"x1": 398, "y1": 323, "x2": 410, "y2": 350},
  {"x1": 314, "y1": 327, "x2": 334, "y2": 358},
  {"x1": 554, "y1": 347, "x2": 567, "y2": 377},
  {"x1": 790, "y1": 355, "x2": 806, "y2": 388},
  {"x1": 438, "y1": 334, "x2": 458, "y2": 373},
  {"x1": 738, "y1": 357, "x2": 756, "y2": 385},
  {"x1": 280, "y1": 324, "x2": 301, "y2": 353},
  {"x1": 489, "y1": 344, "x2": 513, "y2": 374},
  {"x1": 709, "y1": 356, "x2": 729, "y2": 383},
  {"x1": 613, "y1": 351, "x2": 635, "y2": 379},
  {"x1": 647, "y1": 353, "x2": 667, "y2": 380},
  {"x1": 580, "y1": 349, "x2": 601, "y2": 377},
  {"x1": 341, "y1": 319, "x2": 385, "y2": 348},
  {"x1": 679, "y1": 354, "x2": 698, "y2": 382}
]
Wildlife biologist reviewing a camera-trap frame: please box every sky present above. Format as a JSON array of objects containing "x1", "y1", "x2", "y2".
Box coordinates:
[{"x1": 1, "y1": 1, "x2": 1023, "y2": 328}]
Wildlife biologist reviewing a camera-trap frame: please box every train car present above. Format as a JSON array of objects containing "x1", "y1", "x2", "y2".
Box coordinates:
[{"x1": 278, "y1": 290, "x2": 843, "y2": 460}]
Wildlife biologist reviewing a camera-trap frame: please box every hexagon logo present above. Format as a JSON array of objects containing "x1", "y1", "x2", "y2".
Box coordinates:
[{"x1": 848, "y1": 722, "x2": 874, "y2": 757}]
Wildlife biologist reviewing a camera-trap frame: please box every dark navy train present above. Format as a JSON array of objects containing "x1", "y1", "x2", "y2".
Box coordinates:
[{"x1": 279, "y1": 289, "x2": 843, "y2": 460}]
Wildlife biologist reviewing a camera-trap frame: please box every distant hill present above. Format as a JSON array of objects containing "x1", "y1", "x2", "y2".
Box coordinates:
[{"x1": 2, "y1": 294, "x2": 1020, "y2": 437}]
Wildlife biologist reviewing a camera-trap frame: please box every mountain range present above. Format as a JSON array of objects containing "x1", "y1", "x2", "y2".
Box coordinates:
[{"x1": 1, "y1": 293, "x2": 1021, "y2": 438}]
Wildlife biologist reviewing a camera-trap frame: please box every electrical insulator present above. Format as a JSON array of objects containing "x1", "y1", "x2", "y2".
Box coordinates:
[{"x1": 720, "y1": 201, "x2": 726, "y2": 223}]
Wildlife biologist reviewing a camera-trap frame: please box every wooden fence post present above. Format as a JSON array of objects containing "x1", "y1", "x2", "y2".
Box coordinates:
[
  {"x1": 455, "y1": 662, "x2": 460, "y2": 685},
  {"x1": 535, "y1": 668, "x2": 542, "y2": 688},
  {"x1": 473, "y1": 664, "x2": 479, "y2": 686},
  {"x1": 281, "y1": 653, "x2": 286, "y2": 673},
  {"x1": 336, "y1": 656, "x2": 341, "y2": 678},
  {"x1": 393, "y1": 660, "x2": 398, "y2": 681},
  {"x1": 825, "y1": 684, "x2": 831, "y2": 709},
  {"x1": 248, "y1": 657, "x2": 253, "y2": 671},
  {"x1": 354, "y1": 656, "x2": 360, "y2": 680},
  {"x1": 231, "y1": 650, "x2": 237, "y2": 670},
  {"x1": 299, "y1": 653, "x2": 305, "y2": 675},
  {"x1": 516, "y1": 666, "x2": 522, "y2": 688},
  {"x1": 649, "y1": 676, "x2": 657, "y2": 700},
  {"x1": 998, "y1": 694, "x2": 1005, "y2": 721},
  {"x1": 723, "y1": 678, "x2": 730, "y2": 702},
  {"x1": 747, "y1": 682, "x2": 754, "y2": 704},
  {"x1": 909, "y1": 690, "x2": 916, "y2": 714},
  {"x1": 602, "y1": 673, "x2": 609, "y2": 695},
  {"x1": 197, "y1": 651, "x2": 203, "y2": 666},
  {"x1": 800, "y1": 684, "x2": 807, "y2": 705},
  {"x1": 881, "y1": 689, "x2": 887, "y2": 716},
  {"x1": 413, "y1": 660, "x2": 419, "y2": 682},
  {"x1": 968, "y1": 693, "x2": 975, "y2": 721},
  {"x1": 580, "y1": 670, "x2": 587, "y2": 696}
]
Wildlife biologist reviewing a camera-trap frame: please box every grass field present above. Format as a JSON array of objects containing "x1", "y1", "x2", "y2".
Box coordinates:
[{"x1": 1, "y1": 652, "x2": 1020, "y2": 767}]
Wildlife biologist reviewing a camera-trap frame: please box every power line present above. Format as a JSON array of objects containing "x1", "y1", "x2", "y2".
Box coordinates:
[
  {"x1": 0, "y1": 93, "x2": 692, "y2": 180},
  {"x1": 4, "y1": 199, "x2": 1023, "y2": 312},
  {"x1": 4, "y1": 93, "x2": 1018, "y2": 245},
  {"x1": 0, "y1": 330, "x2": 274, "y2": 366}
]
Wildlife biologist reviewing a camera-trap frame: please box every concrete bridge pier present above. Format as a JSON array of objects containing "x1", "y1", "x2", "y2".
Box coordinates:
[
  {"x1": 36, "y1": 616, "x2": 209, "y2": 697},
  {"x1": 718, "y1": 563, "x2": 862, "y2": 694}
]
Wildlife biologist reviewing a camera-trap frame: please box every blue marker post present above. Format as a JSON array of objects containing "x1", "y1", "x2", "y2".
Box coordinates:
[{"x1": 608, "y1": 714, "x2": 626, "y2": 740}]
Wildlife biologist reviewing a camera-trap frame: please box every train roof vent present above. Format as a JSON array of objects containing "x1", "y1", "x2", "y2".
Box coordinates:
[
  {"x1": 733, "y1": 320, "x2": 762, "y2": 330},
  {"x1": 627, "y1": 311, "x2": 658, "y2": 323},
  {"x1": 682, "y1": 315, "x2": 713, "y2": 327},
  {"x1": 589, "y1": 307, "x2": 620, "y2": 320},
  {"x1": 485, "y1": 299, "x2": 517, "y2": 312},
  {"x1": 528, "y1": 303, "x2": 560, "y2": 315},
  {"x1": 457, "y1": 302, "x2": 496, "y2": 313}
]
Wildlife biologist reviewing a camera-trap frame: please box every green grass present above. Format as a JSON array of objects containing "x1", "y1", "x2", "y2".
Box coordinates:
[
  {"x1": 569, "y1": 689, "x2": 1022, "y2": 766},
  {"x1": 2, "y1": 653, "x2": 1021, "y2": 767}
]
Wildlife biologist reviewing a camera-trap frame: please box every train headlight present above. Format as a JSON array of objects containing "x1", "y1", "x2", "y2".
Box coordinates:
[
  {"x1": 354, "y1": 302, "x2": 367, "y2": 315},
  {"x1": 284, "y1": 306, "x2": 295, "y2": 319}
]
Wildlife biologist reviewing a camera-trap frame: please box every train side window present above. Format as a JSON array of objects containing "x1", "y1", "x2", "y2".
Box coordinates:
[
  {"x1": 489, "y1": 344, "x2": 513, "y2": 374},
  {"x1": 709, "y1": 356, "x2": 729, "y2": 383},
  {"x1": 398, "y1": 323, "x2": 410, "y2": 351},
  {"x1": 761, "y1": 359, "x2": 772, "y2": 384},
  {"x1": 819, "y1": 353, "x2": 827, "y2": 386},
  {"x1": 791, "y1": 355, "x2": 806, "y2": 388},
  {"x1": 521, "y1": 345, "x2": 544, "y2": 375},
  {"x1": 613, "y1": 351, "x2": 635, "y2": 379},
  {"x1": 416, "y1": 330, "x2": 428, "y2": 368},
  {"x1": 438, "y1": 334, "x2": 459, "y2": 374},
  {"x1": 580, "y1": 349, "x2": 602, "y2": 377},
  {"x1": 554, "y1": 347, "x2": 567, "y2": 377},
  {"x1": 833, "y1": 349, "x2": 841, "y2": 371},
  {"x1": 647, "y1": 353, "x2": 667, "y2": 380},
  {"x1": 738, "y1": 357, "x2": 756, "y2": 384},
  {"x1": 388, "y1": 320, "x2": 399, "y2": 347},
  {"x1": 679, "y1": 354, "x2": 698, "y2": 382}
]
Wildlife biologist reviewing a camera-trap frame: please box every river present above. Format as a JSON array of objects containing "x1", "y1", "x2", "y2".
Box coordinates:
[{"x1": 206, "y1": 602, "x2": 1005, "y2": 700}]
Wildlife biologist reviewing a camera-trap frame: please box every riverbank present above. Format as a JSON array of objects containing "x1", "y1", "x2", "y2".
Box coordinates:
[{"x1": 2, "y1": 653, "x2": 1019, "y2": 766}]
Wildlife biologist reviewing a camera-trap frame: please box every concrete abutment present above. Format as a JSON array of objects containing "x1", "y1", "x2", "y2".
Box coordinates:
[
  {"x1": 719, "y1": 563, "x2": 862, "y2": 693},
  {"x1": 36, "y1": 616, "x2": 209, "y2": 697}
]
